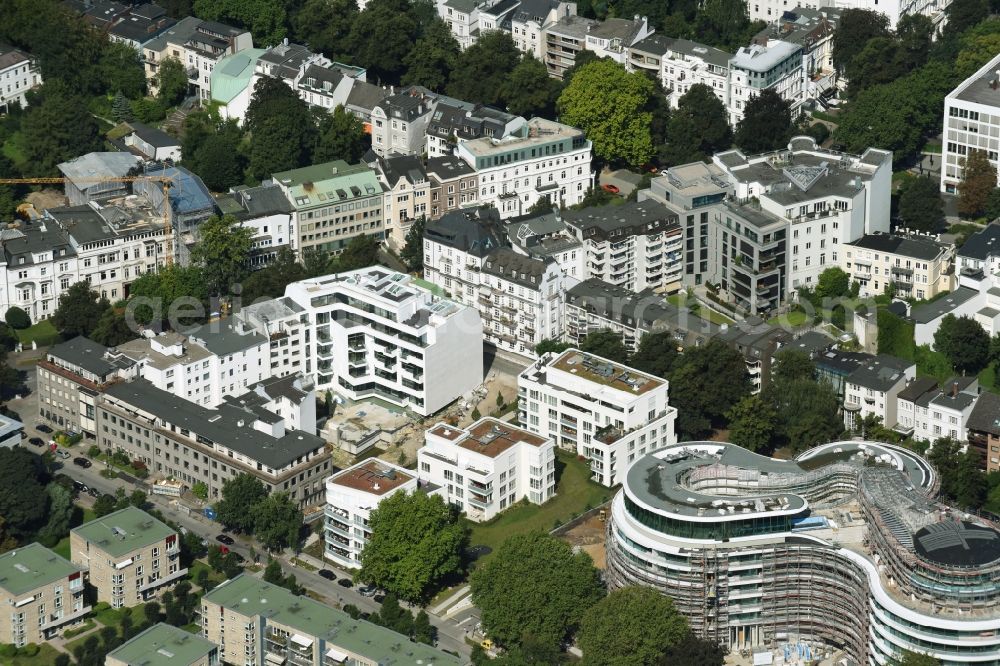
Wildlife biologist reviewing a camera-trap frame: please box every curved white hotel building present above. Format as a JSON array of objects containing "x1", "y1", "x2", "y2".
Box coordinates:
[{"x1": 606, "y1": 441, "x2": 1000, "y2": 665}]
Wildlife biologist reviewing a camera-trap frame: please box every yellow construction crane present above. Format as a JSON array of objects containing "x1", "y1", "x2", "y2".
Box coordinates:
[{"x1": 0, "y1": 175, "x2": 177, "y2": 265}]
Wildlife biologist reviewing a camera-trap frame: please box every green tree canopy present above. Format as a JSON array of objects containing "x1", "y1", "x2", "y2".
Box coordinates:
[
  {"x1": 156, "y1": 56, "x2": 188, "y2": 107},
  {"x1": 239, "y1": 247, "x2": 307, "y2": 304},
  {"x1": 943, "y1": 0, "x2": 989, "y2": 36},
  {"x1": 4, "y1": 307, "x2": 30, "y2": 330},
  {"x1": 958, "y1": 149, "x2": 997, "y2": 218},
  {"x1": 52, "y1": 281, "x2": 110, "y2": 339},
  {"x1": 832, "y1": 9, "x2": 891, "y2": 73},
  {"x1": 290, "y1": 0, "x2": 358, "y2": 59},
  {"x1": 347, "y1": 0, "x2": 421, "y2": 83},
  {"x1": 246, "y1": 78, "x2": 317, "y2": 179},
  {"x1": 535, "y1": 339, "x2": 573, "y2": 355},
  {"x1": 332, "y1": 234, "x2": 382, "y2": 273},
  {"x1": 934, "y1": 314, "x2": 990, "y2": 373},
  {"x1": 502, "y1": 55, "x2": 561, "y2": 118},
  {"x1": 660, "y1": 84, "x2": 732, "y2": 166},
  {"x1": 765, "y1": 377, "x2": 842, "y2": 452},
  {"x1": 402, "y1": 19, "x2": 460, "y2": 92},
  {"x1": 629, "y1": 331, "x2": 680, "y2": 378},
  {"x1": 254, "y1": 492, "x2": 303, "y2": 551},
  {"x1": 191, "y1": 214, "x2": 255, "y2": 296},
  {"x1": 669, "y1": 340, "x2": 751, "y2": 439},
  {"x1": 578, "y1": 587, "x2": 688, "y2": 666},
  {"x1": 448, "y1": 31, "x2": 523, "y2": 107},
  {"x1": 20, "y1": 81, "x2": 101, "y2": 175},
  {"x1": 557, "y1": 59, "x2": 655, "y2": 166},
  {"x1": 815, "y1": 267, "x2": 851, "y2": 300},
  {"x1": 660, "y1": 632, "x2": 726, "y2": 666},
  {"x1": 128, "y1": 265, "x2": 209, "y2": 325},
  {"x1": 726, "y1": 394, "x2": 778, "y2": 453},
  {"x1": 359, "y1": 491, "x2": 469, "y2": 602},
  {"x1": 193, "y1": 0, "x2": 286, "y2": 45},
  {"x1": 100, "y1": 41, "x2": 147, "y2": 99},
  {"x1": 0, "y1": 447, "x2": 50, "y2": 542},
  {"x1": 898, "y1": 175, "x2": 945, "y2": 232},
  {"x1": 190, "y1": 120, "x2": 246, "y2": 192},
  {"x1": 734, "y1": 89, "x2": 792, "y2": 154},
  {"x1": 215, "y1": 474, "x2": 269, "y2": 533},
  {"x1": 579, "y1": 329, "x2": 629, "y2": 364},
  {"x1": 400, "y1": 216, "x2": 426, "y2": 272},
  {"x1": 315, "y1": 106, "x2": 370, "y2": 164},
  {"x1": 470, "y1": 531, "x2": 604, "y2": 649},
  {"x1": 90, "y1": 306, "x2": 135, "y2": 347},
  {"x1": 772, "y1": 349, "x2": 815, "y2": 383}
]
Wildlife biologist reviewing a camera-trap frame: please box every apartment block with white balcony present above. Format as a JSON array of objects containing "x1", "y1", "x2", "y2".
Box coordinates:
[
  {"x1": 239, "y1": 267, "x2": 484, "y2": 416},
  {"x1": 563, "y1": 199, "x2": 683, "y2": 294},
  {"x1": 517, "y1": 349, "x2": 677, "y2": 487},
  {"x1": 71, "y1": 507, "x2": 185, "y2": 609},
  {"x1": 841, "y1": 233, "x2": 954, "y2": 301},
  {"x1": 841, "y1": 355, "x2": 915, "y2": 431},
  {"x1": 323, "y1": 460, "x2": 420, "y2": 568},
  {"x1": 897, "y1": 377, "x2": 979, "y2": 445},
  {"x1": 728, "y1": 41, "x2": 804, "y2": 125},
  {"x1": 628, "y1": 34, "x2": 732, "y2": 109},
  {"x1": 941, "y1": 52, "x2": 1000, "y2": 194},
  {"x1": 0, "y1": 543, "x2": 90, "y2": 647},
  {"x1": 419, "y1": 417, "x2": 556, "y2": 521},
  {"x1": 458, "y1": 117, "x2": 593, "y2": 218}
]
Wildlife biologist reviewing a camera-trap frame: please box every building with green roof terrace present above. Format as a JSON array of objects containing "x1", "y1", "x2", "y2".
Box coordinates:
[
  {"x1": 0, "y1": 542, "x2": 91, "y2": 646},
  {"x1": 201, "y1": 574, "x2": 463, "y2": 665},
  {"x1": 210, "y1": 48, "x2": 266, "y2": 123},
  {"x1": 271, "y1": 160, "x2": 386, "y2": 257},
  {"x1": 71, "y1": 506, "x2": 186, "y2": 608},
  {"x1": 107, "y1": 622, "x2": 219, "y2": 666}
]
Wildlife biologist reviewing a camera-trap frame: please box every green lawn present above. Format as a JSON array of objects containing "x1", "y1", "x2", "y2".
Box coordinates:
[
  {"x1": 2, "y1": 130, "x2": 28, "y2": 168},
  {"x1": 467, "y1": 451, "x2": 611, "y2": 565},
  {"x1": 767, "y1": 310, "x2": 809, "y2": 328},
  {"x1": 14, "y1": 319, "x2": 60, "y2": 347},
  {"x1": 6, "y1": 643, "x2": 64, "y2": 665},
  {"x1": 923, "y1": 139, "x2": 942, "y2": 154},
  {"x1": 94, "y1": 602, "x2": 149, "y2": 628},
  {"x1": 696, "y1": 307, "x2": 735, "y2": 325},
  {"x1": 53, "y1": 536, "x2": 71, "y2": 559},
  {"x1": 664, "y1": 294, "x2": 734, "y2": 325}
]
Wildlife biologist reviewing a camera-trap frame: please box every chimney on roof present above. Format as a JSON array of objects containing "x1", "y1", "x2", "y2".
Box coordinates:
[{"x1": 952, "y1": 382, "x2": 959, "y2": 397}]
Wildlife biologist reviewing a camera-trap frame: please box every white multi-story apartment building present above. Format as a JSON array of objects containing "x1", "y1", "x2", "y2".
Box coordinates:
[
  {"x1": 941, "y1": 52, "x2": 1000, "y2": 194},
  {"x1": 583, "y1": 16, "x2": 653, "y2": 65},
  {"x1": 563, "y1": 199, "x2": 683, "y2": 293},
  {"x1": 143, "y1": 16, "x2": 253, "y2": 101},
  {"x1": 438, "y1": 0, "x2": 483, "y2": 50},
  {"x1": 458, "y1": 117, "x2": 593, "y2": 218},
  {"x1": 418, "y1": 417, "x2": 556, "y2": 521},
  {"x1": 751, "y1": 8, "x2": 840, "y2": 103},
  {"x1": 841, "y1": 233, "x2": 954, "y2": 300},
  {"x1": 748, "y1": 0, "x2": 949, "y2": 27},
  {"x1": 0, "y1": 196, "x2": 172, "y2": 322},
  {"x1": 109, "y1": 325, "x2": 270, "y2": 408},
  {"x1": 323, "y1": 459, "x2": 420, "y2": 568},
  {"x1": 510, "y1": 0, "x2": 578, "y2": 59},
  {"x1": 712, "y1": 137, "x2": 892, "y2": 296},
  {"x1": 370, "y1": 90, "x2": 436, "y2": 157},
  {"x1": 506, "y1": 211, "x2": 586, "y2": 279},
  {"x1": 0, "y1": 46, "x2": 42, "y2": 110},
  {"x1": 238, "y1": 267, "x2": 484, "y2": 416},
  {"x1": 897, "y1": 377, "x2": 979, "y2": 444},
  {"x1": 517, "y1": 349, "x2": 677, "y2": 487},
  {"x1": 425, "y1": 101, "x2": 525, "y2": 159},
  {"x1": 214, "y1": 184, "x2": 296, "y2": 270},
  {"x1": 842, "y1": 354, "x2": 915, "y2": 431},
  {"x1": 628, "y1": 34, "x2": 732, "y2": 109},
  {"x1": 728, "y1": 41, "x2": 803, "y2": 125},
  {"x1": 424, "y1": 207, "x2": 569, "y2": 356}
]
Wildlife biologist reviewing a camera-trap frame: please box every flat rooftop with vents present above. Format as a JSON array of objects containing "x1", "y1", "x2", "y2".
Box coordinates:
[
  {"x1": 0, "y1": 543, "x2": 84, "y2": 597},
  {"x1": 106, "y1": 623, "x2": 217, "y2": 666},
  {"x1": 71, "y1": 506, "x2": 175, "y2": 558},
  {"x1": 428, "y1": 418, "x2": 548, "y2": 458},
  {"x1": 327, "y1": 459, "x2": 414, "y2": 496},
  {"x1": 550, "y1": 349, "x2": 663, "y2": 395}
]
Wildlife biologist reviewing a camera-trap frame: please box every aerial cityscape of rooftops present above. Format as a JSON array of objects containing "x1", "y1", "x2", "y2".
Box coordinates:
[{"x1": 1, "y1": 0, "x2": 1000, "y2": 664}]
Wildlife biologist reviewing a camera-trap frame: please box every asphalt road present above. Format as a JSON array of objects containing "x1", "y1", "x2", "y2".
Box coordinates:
[{"x1": 53, "y1": 447, "x2": 473, "y2": 659}]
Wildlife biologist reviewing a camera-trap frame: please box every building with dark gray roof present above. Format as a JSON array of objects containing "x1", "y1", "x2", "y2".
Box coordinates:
[
  {"x1": 968, "y1": 391, "x2": 1000, "y2": 473},
  {"x1": 424, "y1": 207, "x2": 507, "y2": 258},
  {"x1": 843, "y1": 354, "x2": 915, "y2": 430},
  {"x1": 99, "y1": 378, "x2": 331, "y2": 508}
]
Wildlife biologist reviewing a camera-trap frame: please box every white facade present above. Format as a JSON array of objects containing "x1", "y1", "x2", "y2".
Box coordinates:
[
  {"x1": 323, "y1": 459, "x2": 420, "y2": 569},
  {"x1": 628, "y1": 35, "x2": 731, "y2": 110},
  {"x1": 458, "y1": 117, "x2": 593, "y2": 218},
  {"x1": 111, "y1": 326, "x2": 270, "y2": 408},
  {"x1": 418, "y1": 417, "x2": 556, "y2": 521},
  {"x1": 0, "y1": 47, "x2": 42, "y2": 110},
  {"x1": 842, "y1": 356, "x2": 915, "y2": 430},
  {"x1": 841, "y1": 234, "x2": 954, "y2": 301},
  {"x1": 899, "y1": 379, "x2": 979, "y2": 444},
  {"x1": 728, "y1": 41, "x2": 804, "y2": 125},
  {"x1": 941, "y1": 53, "x2": 1000, "y2": 194},
  {"x1": 238, "y1": 267, "x2": 484, "y2": 416},
  {"x1": 517, "y1": 349, "x2": 677, "y2": 487},
  {"x1": 748, "y1": 0, "x2": 950, "y2": 28}
]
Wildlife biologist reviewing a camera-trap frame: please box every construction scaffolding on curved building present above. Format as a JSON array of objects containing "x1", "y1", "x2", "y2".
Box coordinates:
[{"x1": 605, "y1": 440, "x2": 1000, "y2": 665}]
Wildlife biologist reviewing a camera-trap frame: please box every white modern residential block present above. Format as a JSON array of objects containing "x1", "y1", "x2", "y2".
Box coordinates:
[
  {"x1": 941, "y1": 52, "x2": 1000, "y2": 194},
  {"x1": 418, "y1": 417, "x2": 556, "y2": 521},
  {"x1": 323, "y1": 459, "x2": 420, "y2": 568},
  {"x1": 0, "y1": 46, "x2": 42, "y2": 110},
  {"x1": 238, "y1": 266, "x2": 484, "y2": 416},
  {"x1": 517, "y1": 349, "x2": 677, "y2": 487}
]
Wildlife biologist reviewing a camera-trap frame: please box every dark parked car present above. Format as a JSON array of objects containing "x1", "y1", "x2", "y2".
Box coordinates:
[
  {"x1": 373, "y1": 594, "x2": 385, "y2": 604},
  {"x1": 36, "y1": 424, "x2": 53, "y2": 433},
  {"x1": 317, "y1": 570, "x2": 336, "y2": 581},
  {"x1": 73, "y1": 457, "x2": 92, "y2": 468},
  {"x1": 215, "y1": 534, "x2": 235, "y2": 545},
  {"x1": 72, "y1": 481, "x2": 88, "y2": 494},
  {"x1": 337, "y1": 578, "x2": 353, "y2": 588},
  {"x1": 359, "y1": 584, "x2": 377, "y2": 597},
  {"x1": 28, "y1": 437, "x2": 44, "y2": 447},
  {"x1": 87, "y1": 487, "x2": 101, "y2": 498}
]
